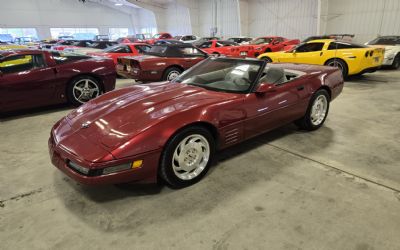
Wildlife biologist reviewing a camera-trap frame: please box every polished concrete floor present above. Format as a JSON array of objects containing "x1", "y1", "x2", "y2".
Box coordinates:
[{"x1": 1, "y1": 71, "x2": 400, "y2": 250}]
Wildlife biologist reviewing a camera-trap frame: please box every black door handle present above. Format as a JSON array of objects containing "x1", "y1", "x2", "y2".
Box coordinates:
[
  {"x1": 297, "y1": 85, "x2": 304, "y2": 91},
  {"x1": 320, "y1": 52, "x2": 323, "y2": 56}
]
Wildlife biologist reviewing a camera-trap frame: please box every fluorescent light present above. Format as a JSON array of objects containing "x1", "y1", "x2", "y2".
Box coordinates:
[{"x1": 115, "y1": 3, "x2": 123, "y2": 6}]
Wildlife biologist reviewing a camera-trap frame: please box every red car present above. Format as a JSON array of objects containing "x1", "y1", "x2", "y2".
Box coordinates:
[
  {"x1": 0, "y1": 49, "x2": 116, "y2": 113},
  {"x1": 197, "y1": 40, "x2": 252, "y2": 57},
  {"x1": 145, "y1": 33, "x2": 173, "y2": 45},
  {"x1": 116, "y1": 44, "x2": 207, "y2": 81},
  {"x1": 49, "y1": 57, "x2": 343, "y2": 188},
  {"x1": 87, "y1": 43, "x2": 151, "y2": 65},
  {"x1": 247, "y1": 36, "x2": 300, "y2": 57}
]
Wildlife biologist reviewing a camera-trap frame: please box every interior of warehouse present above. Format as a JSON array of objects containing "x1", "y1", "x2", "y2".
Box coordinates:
[{"x1": 1, "y1": 0, "x2": 400, "y2": 249}]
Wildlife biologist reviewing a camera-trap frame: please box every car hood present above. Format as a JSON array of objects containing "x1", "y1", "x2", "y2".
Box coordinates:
[{"x1": 65, "y1": 82, "x2": 233, "y2": 149}]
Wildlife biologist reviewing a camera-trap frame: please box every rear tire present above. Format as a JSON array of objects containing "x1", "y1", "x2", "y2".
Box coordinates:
[
  {"x1": 162, "y1": 67, "x2": 183, "y2": 81},
  {"x1": 325, "y1": 58, "x2": 348, "y2": 79},
  {"x1": 159, "y1": 126, "x2": 215, "y2": 189},
  {"x1": 295, "y1": 89, "x2": 330, "y2": 131},
  {"x1": 67, "y1": 75, "x2": 102, "y2": 106},
  {"x1": 391, "y1": 54, "x2": 400, "y2": 69}
]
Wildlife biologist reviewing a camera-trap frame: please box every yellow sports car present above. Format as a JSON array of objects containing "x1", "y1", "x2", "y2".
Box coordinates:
[{"x1": 257, "y1": 39, "x2": 384, "y2": 78}]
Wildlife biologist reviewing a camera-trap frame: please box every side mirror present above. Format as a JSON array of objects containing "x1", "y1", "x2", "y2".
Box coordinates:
[{"x1": 255, "y1": 82, "x2": 276, "y2": 94}]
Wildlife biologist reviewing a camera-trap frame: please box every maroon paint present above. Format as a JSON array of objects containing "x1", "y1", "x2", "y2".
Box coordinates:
[
  {"x1": 49, "y1": 61, "x2": 343, "y2": 185},
  {"x1": 0, "y1": 49, "x2": 116, "y2": 113}
]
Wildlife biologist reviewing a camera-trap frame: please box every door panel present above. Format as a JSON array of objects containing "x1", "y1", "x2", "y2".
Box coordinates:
[{"x1": 243, "y1": 81, "x2": 306, "y2": 138}]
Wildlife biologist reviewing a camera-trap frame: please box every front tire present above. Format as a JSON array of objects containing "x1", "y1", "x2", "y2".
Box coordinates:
[
  {"x1": 162, "y1": 67, "x2": 183, "y2": 81},
  {"x1": 67, "y1": 75, "x2": 102, "y2": 106},
  {"x1": 295, "y1": 89, "x2": 330, "y2": 131},
  {"x1": 159, "y1": 126, "x2": 215, "y2": 188},
  {"x1": 325, "y1": 58, "x2": 348, "y2": 79}
]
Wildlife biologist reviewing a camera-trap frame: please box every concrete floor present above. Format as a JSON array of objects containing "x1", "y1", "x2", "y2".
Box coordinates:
[{"x1": 1, "y1": 71, "x2": 400, "y2": 250}]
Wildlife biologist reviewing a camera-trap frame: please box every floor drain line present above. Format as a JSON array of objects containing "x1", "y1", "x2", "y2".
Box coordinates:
[{"x1": 267, "y1": 143, "x2": 400, "y2": 193}]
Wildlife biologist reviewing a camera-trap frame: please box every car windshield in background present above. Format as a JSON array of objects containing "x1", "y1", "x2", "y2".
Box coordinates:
[
  {"x1": 250, "y1": 38, "x2": 273, "y2": 45},
  {"x1": 51, "y1": 51, "x2": 90, "y2": 64},
  {"x1": 174, "y1": 58, "x2": 263, "y2": 93},
  {"x1": 146, "y1": 45, "x2": 168, "y2": 56},
  {"x1": 368, "y1": 37, "x2": 400, "y2": 45}
]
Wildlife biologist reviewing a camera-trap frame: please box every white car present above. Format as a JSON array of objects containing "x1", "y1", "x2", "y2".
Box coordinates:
[
  {"x1": 174, "y1": 35, "x2": 199, "y2": 43},
  {"x1": 366, "y1": 36, "x2": 400, "y2": 69},
  {"x1": 227, "y1": 37, "x2": 253, "y2": 44}
]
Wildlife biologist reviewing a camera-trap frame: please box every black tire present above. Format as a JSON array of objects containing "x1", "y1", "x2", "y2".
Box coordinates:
[
  {"x1": 325, "y1": 58, "x2": 348, "y2": 79},
  {"x1": 391, "y1": 54, "x2": 400, "y2": 69},
  {"x1": 67, "y1": 75, "x2": 102, "y2": 107},
  {"x1": 295, "y1": 89, "x2": 330, "y2": 131},
  {"x1": 162, "y1": 67, "x2": 183, "y2": 81},
  {"x1": 260, "y1": 56, "x2": 272, "y2": 63},
  {"x1": 159, "y1": 126, "x2": 215, "y2": 189}
]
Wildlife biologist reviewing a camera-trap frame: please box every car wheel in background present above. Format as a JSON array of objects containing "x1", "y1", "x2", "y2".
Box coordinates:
[
  {"x1": 391, "y1": 54, "x2": 400, "y2": 69},
  {"x1": 295, "y1": 89, "x2": 330, "y2": 131},
  {"x1": 159, "y1": 126, "x2": 215, "y2": 188},
  {"x1": 325, "y1": 58, "x2": 348, "y2": 79},
  {"x1": 163, "y1": 67, "x2": 183, "y2": 81},
  {"x1": 67, "y1": 75, "x2": 102, "y2": 106},
  {"x1": 260, "y1": 56, "x2": 272, "y2": 63}
]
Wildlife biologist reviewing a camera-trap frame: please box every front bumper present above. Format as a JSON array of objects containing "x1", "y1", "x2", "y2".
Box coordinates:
[
  {"x1": 48, "y1": 135, "x2": 161, "y2": 185},
  {"x1": 382, "y1": 55, "x2": 395, "y2": 66}
]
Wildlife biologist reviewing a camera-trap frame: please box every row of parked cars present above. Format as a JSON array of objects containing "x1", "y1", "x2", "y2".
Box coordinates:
[
  {"x1": 0, "y1": 33, "x2": 399, "y2": 114},
  {"x1": 1, "y1": 32, "x2": 399, "y2": 188}
]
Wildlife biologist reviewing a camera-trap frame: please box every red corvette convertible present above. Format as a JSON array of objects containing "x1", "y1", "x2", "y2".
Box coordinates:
[
  {"x1": 0, "y1": 49, "x2": 116, "y2": 113},
  {"x1": 87, "y1": 43, "x2": 151, "y2": 65},
  {"x1": 116, "y1": 44, "x2": 207, "y2": 81},
  {"x1": 49, "y1": 57, "x2": 343, "y2": 188},
  {"x1": 197, "y1": 40, "x2": 252, "y2": 57},
  {"x1": 247, "y1": 36, "x2": 300, "y2": 57},
  {"x1": 145, "y1": 32, "x2": 173, "y2": 45}
]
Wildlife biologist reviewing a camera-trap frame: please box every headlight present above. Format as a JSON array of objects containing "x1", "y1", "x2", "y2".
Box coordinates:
[
  {"x1": 68, "y1": 161, "x2": 90, "y2": 175},
  {"x1": 102, "y1": 160, "x2": 143, "y2": 175}
]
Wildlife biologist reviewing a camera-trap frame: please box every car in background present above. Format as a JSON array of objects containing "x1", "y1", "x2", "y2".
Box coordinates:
[
  {"x1": 0, "y1": 43, "x2": 27, "y2": 51},
  {"x1": 145, "y1": 33, "x2": 173, "y2": 45},
  {"x1": 49, "y1": 40, "x2": 88, "y2": 50},
  {"x1": 87, "y1": 43, "x2": 151, "y2": 65},
  {"x1": 174, "y1": 35, "x2": 199, "y2": 43},
  {"x1": 0, "y1": 34, "x2": 13, "y2": 43},
  {"x1": 117, "y1": 36, "x2": 140, "y2": 43},
  {"x1": 116, "y1": 43, "x2": 207, "y2": 81},
  {"x1": 56, "y1": 41, "x2": 118, "y2": 54},
  {"x1": 0, "y1": 49, "x2": 116, "y2": 113},
  {"x1": 227, "y1": 37, "x2": 253, "y2": 44},
  {"x1": 366, "y1": 36, "x2": 400, "y2": 69},
  {"x1": 192, "y1": 37, "x2": 221, "y2": 47},
  {"x1": 49, "y1": 57, "x2": 343, "y2": 187},
  {"x1": 247, "y1": 36, "x2": 300, "y2": 57},
  {"x1": 196, "y1": 40, "x2": 252, "y2": 57},
  {"x1": 258, "y1": 39, "x2": 384, "y2": 78},
  {"x1": 94, "y1": 35, "x2": 110, "y2": 41},
  {"x1": 284, "y1": 34, "x2": 355, "y2": 51}
]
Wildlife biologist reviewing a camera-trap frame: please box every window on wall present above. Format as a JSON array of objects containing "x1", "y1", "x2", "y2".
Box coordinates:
[
  {"x1": 109, "y1": 28, "x2": 129, "y2": 40},
  {"x1": 50, "y1": 28, "x2": 99, "y2": 40},
  {"x1": 0, "y1": 28, "x2": 38, "y2": 40}
]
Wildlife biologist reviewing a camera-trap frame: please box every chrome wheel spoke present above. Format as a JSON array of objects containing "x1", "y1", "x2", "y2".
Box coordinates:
[{"x1": 310, "y1": 95, "x2": 328, "y2": 126}]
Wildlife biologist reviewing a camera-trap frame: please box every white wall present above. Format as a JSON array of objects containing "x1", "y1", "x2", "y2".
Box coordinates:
[
  {"x1": 0, "y1": 0, "x2": 135, "y2": 39},
  {"x1": 325, "y1": 0, "x2": 400, "y2": 43},
  {"x1": 246, "y1": 0, "x2": 318, "y2": 40},
  {"x1": 164, "y1": 2, "x2": 192, "y2": 35}
]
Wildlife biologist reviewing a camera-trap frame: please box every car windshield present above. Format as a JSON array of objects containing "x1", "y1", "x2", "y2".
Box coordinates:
[
  {"x1": 250, "y1": 38, "x2": 273, "y2": 45},
  {"x1": 174, "y1": 58, "x2": 263, "y2": 93},
  {"x1": 368, "y1": 37, "x2": 400, "y2": 45}
]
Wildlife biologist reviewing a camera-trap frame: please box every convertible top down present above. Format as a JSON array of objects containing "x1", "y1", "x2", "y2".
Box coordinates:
[{"x1": 49, "y1": 57, "x2": 343, "y2": 188}]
